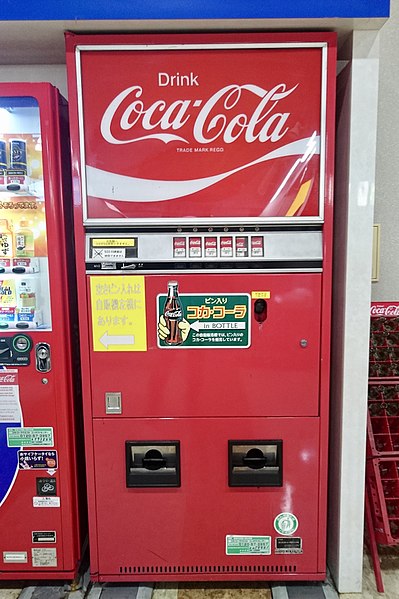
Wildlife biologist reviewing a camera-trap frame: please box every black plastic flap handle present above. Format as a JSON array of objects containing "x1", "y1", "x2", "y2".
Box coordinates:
[
  {"x1": 142, "y1": 449, "x2": 167, "y2": 470},
  {"x1": 242, "y1": 448, "x2": 267, "y2": 469}
]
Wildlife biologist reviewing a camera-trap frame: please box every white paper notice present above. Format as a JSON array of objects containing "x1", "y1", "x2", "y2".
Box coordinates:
[
  {"x1": 32, "y1": 548, "x2": 57, "y2": 567},
  {"x1": 33, "y1": 497, "x2": 61, "y2": 508}
]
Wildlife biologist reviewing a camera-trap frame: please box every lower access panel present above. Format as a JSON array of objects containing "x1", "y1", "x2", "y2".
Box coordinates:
[{"x1": 92, "y1": 417, "x2": 323, "y2": 581}]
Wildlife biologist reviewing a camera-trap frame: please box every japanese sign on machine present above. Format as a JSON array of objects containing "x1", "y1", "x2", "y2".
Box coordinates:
[
  {"x1": 90, "y1": 275, "x2": 147, "y2": 352},
  {"x1": 157, "y1": 282, "x2": 250, "y2": 348}
]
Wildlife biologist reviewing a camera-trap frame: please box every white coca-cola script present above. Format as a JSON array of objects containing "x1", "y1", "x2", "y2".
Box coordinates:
[
  {"x1": 0, "y1": 374, "x2": 17, "y2": 383},
  {"x1": 370, "y1": 304, "x2": 399, "y2": 317},
  {"x1": 100, "y1": 83, "x2": 298, "y2": 145}
]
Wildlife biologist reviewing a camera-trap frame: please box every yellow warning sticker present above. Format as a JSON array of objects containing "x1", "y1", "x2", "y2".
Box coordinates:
[
  {"x1": 90, "y1": 275, "x2": 147, "y2": 352},
  {"x1": 92, "y1": 238, "x2": 136, "y2": 247},
  {"x1": 251, "y1": 291, "x2": 271, "y2": 299}
]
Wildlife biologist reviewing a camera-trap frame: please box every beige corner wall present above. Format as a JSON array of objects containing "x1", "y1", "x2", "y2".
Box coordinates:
[
  {"x1": 372, "y1": 0, "x2": 399, "y2": 300},
  {"x1": 0, "y1": 65, "x2": 67, "y2": 97}
]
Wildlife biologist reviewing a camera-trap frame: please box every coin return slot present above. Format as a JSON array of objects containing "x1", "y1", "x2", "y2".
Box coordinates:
[
  {"x1": 254, "y1": 298, "x2": 267, "y2": 323},
  {"x1": 228, "y1": 440, "x2": 282, "y2": 487},
  {"x1": 125, "y1": 441, "x2": 180, "y2": 487}
]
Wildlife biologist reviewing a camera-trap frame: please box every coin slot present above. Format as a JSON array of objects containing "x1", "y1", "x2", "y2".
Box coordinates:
[{"x1": 35, "y1": 342, "x2": 51, "y2": 373}]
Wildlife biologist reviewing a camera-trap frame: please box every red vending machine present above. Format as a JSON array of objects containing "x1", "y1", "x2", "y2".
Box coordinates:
[
  {"x1": 0, "y1": 83, "x2": 83, "y2": 579},
  {"x1": 66, "y1": 32, "x2": 336, "y2": 582}
]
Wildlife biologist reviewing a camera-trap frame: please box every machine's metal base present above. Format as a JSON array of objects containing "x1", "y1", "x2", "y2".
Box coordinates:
[
  {"x1": 271, "y1": 579, "x2": 339, "y2": 599},
  {"x1": 2, "y1": 574, "x2": 339, "y2": 599},
  {"x1": 86, "y1": 584, "x2": 153, "y2": 599}
]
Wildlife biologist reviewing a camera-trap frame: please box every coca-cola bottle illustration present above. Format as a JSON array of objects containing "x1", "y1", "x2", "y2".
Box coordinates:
[{"x1": 163, "y1": 281, "x2": 184, "y2": 345}]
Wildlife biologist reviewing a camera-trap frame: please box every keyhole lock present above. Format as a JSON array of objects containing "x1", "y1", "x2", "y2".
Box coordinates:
[
  {"x1": 35, "y1": 343, "x2": 51, "y2": 373},
  {"x1": 300, "y1": 339, "x2": 308, "y2": 348}
]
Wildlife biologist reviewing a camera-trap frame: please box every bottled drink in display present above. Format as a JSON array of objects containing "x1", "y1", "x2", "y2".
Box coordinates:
[
  {"x1": 163, "y1": 281, "x2": 183, "y2": 345},
  {"x1": 15, "y1": 220, "x2": 35, "y2": 257}
]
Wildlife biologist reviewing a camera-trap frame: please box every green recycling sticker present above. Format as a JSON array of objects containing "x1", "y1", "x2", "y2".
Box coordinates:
[
  {"x1": 273, "y1": 512, "x2": 299, "y2": 536},
  {"x1": 226, "y1": 535, "x2": 271, "y2": 555}
]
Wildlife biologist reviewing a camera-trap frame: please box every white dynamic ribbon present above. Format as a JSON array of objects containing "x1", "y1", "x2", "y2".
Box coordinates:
[{"x1": 86, "y1": 135, "x2": 319, "y2": 203}]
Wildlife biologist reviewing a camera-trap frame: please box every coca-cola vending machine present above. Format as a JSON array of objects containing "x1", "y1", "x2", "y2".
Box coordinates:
[
  {"x1": 66, "y1": 32, "x2": 336, "y2": 582},
  {"x1": 0, "y1": 83, "x2": 83, "y2": 579}
]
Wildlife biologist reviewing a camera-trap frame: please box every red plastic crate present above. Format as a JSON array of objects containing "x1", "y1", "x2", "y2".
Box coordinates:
[
  {"x1": 367, "y1": 381, "x2": 399, "y2": 456},
  {"x1": 370, "y1": 315, "x2": 399, "y2": 334},
  {"x1": 366, "y1": 306, "x2": 399, "y2": 592},
  {"x1": 369, "y1": 316, "x2": 399, "y2": 377},
  {"x1": 366, "y1": 457, "x2": 399, "y2": 546}
]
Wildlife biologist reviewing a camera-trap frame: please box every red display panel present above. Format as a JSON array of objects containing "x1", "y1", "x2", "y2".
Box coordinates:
[{"x1": 68, "y1": 33, "x2": 333, "y2": 223}]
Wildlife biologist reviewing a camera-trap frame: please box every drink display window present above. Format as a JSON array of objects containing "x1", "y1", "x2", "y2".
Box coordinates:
[{"x1": 0, "y1": 97, "x2": 51, "y2": 330}]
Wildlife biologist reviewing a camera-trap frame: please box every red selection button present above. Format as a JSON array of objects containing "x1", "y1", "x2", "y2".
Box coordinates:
[
  {"x1": 173, "y1": 237, "x2": 186, "y2": 258},
  {"x1": 251, "y1": 236, "x2": 264, "y2": 257},
  {"x1": 235, "y1": 236, "x2": 249, "y2": 258},
  {"x1": 189, "y1": 237, "x2": 202, "y2": 258},
  {"x1": 220, "y1": 237, "x2": 233, "y2": 257},
  {"x1": 204, "y1": 237, "x2": 217, "y2": 258}
]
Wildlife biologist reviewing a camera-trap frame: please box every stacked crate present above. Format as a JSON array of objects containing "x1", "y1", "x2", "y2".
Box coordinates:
[{"x1": 365, "y1": 302, "x2": 399, "y2": 591}]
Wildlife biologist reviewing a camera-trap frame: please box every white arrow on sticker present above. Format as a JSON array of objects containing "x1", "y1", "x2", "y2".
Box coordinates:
[
  {"x1": 190, "y1": 321, "x2": 246, "y2": 332},
  {"x1": 99, "y1": 331, "x2": 135, "y2": 348}
]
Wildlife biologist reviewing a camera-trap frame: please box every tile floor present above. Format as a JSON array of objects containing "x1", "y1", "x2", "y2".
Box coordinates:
[{"x1": 0, "y1": 547, "x2": 398, "y2": 598}]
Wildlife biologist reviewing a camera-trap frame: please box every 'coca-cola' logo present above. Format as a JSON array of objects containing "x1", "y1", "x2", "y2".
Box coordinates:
[
  {"x1": 101, "y1": 83, "x2": 298, "y2": 146},
  {"x1": 0, "y1": 374, "x2": 17, "y2": 383},
  {"x1": 165, "y1": 309, "x2": 182, "y2": 320},
  {"x1": 370, "y1": 304, "x2": 399, "y2": 317}
]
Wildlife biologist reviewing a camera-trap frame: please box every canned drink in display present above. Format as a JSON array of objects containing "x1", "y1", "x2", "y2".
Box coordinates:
[
  {"x1": 0, "y1": 140, "x2": 7, "y2": 171},
  {"x1": 10, "y1": 138, "x2": 27, "y2": 171}
]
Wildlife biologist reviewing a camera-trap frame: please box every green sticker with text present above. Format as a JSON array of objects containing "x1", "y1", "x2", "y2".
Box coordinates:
[
  {"x1": 6, "y1": 427, "x2": 54, "y2": 448},
  {"x1": 226, "y1": 535, "x2": 271, "y2": 555}
]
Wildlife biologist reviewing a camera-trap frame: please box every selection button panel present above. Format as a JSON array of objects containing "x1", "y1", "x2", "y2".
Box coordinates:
[{"x1": 85, "y1": 230, "x2": 323, "y2": 270}]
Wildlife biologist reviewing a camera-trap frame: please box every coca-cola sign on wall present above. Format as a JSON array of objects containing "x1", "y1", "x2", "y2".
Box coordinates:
[
  {"x1": 76, "y1": 39, "x2": 329, "y2": 221},
  {"x1": 370, "y1": 303, "x2": 399, "y2": 317}
]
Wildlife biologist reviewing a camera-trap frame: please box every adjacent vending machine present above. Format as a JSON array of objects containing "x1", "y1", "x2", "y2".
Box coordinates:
[
  {"x1": 66, "y1": 32, "x2": 336, "y2": 582},
  {"x1": 0, "y1": 83, "x2": 83, "y2": 579}
]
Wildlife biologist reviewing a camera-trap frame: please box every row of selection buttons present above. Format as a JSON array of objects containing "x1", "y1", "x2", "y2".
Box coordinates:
[{"x1": 173, "y1": 236, "x2": 264, "y2": 259}]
